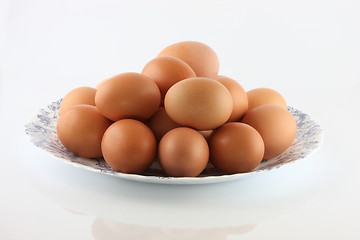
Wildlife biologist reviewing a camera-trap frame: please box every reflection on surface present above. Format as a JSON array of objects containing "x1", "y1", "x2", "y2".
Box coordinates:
[
  {"x1": 91, "y1": 218, "x2": 256, "y2": 240},
  {"x1": 26, "y1": 149, "x2": 323, "y2": 238}
]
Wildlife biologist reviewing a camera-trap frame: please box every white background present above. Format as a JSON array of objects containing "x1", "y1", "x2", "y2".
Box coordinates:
[{"x1": 1, "y1": 0, "x2": 360, "y2": 239}]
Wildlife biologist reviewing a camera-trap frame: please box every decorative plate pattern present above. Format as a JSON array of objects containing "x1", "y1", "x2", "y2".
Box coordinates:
[{"x1": 25, "y1": 100, "x2": 322, "y2": 184}]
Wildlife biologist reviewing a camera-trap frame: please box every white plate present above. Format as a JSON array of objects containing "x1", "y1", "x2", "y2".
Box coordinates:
[{"x1": 25, "y1": 100, "x2": 323, "y2": 184}]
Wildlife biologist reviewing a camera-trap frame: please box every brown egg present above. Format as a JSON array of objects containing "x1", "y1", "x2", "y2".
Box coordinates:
[
  {"x1": 214, "y1": 75, "x2": 248, "y2": 122},
  {"x1": 59, "y1": 87, "x2": 96, "y2": 115},
  {"x1": 101, "y1": 119, "x2": 156, "y2": 174},
  {"x1": 158, "y1": 41, "x2": 219, "y2": 78},
  {"x1": 242, "y1": 105, "x2": 297, "y2": 159},
  {"x1": 158, "y1": 127, "x2": 209, "y2": 177},
  {"x1": 141, "y1": 56, "x2": 196, "y2": 105},
  {"x1": 57, "y1": 105, "x2": 112, "y2": 158},
  {"x1": 95, "y1": 77, "x2": 110, "y2": 89},
  {"x1": 164, "y1": 77, "x2": 233, "y2": 130},
  {"x1": 209, "y1": 122, "x2": 264, "y2": 174},
  {"x1": 147, "y1": 107, "x2": 180, "y2": 142},
  {"x1": 198, "y1": 130, "x2": 213, "y2": 140},
  {"x1": 247, "y1": 88, "x2": 287, "y2": 111},
  {"x1": 95, "y1": 72, "x2": 161, "y2": 121}
]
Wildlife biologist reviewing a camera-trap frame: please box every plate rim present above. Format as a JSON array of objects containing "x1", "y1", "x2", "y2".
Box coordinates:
[{"x1": 25, "y1": 101, "x2": 323, "y2": 185}]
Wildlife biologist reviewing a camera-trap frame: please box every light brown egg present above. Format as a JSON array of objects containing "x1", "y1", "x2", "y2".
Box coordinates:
[
  {"x1": 95, "y1": 72, "x2": 161, "y2": 121},
  {"x1": 164, "y1": 77, "x2": 233, "y2": 130},
  {"x1": 214, "y1": 75, "x2": 248, "y2": 122},
  {"x1": 59, "y1": 87, "x2": 96, "y2": 115},
  {"x1": 247, "y1": 88, "x2": 287, "y2": 111},
  {"x1": 242, "y1": 105, "x2": 297, "y2": 159},
  {"x1": 101, "y1": 119, "x2": 157, "y2": 174},
  {"x1": 147, "y1": 107, "x2": 180, "y2": 142},
  {"x1": 141, "y1": 56, "x2": 196, "y2": 105},
  {"x1": 158, "y1": 41, "x2": 219, "y2": 78},
  {"x1": 95, "y1": 77, "x2": 110, "y2": 89},
  {"x1": 57, "y1": 105, "x2": 112, "y2": 158},
  {"x1": 158, "y1": 127, "x2": 209, "y2": 177},
  {"x1": 209, "y1": 122, "x2": 265, "y2": 174}
]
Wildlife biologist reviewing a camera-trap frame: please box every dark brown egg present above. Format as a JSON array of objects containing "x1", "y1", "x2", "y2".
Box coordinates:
[
  {"x1": 147, "y1": 107, "x2": 180, "y2": 142},
  {"x1": 198, "y1": 130, "x2": 213, "y2": 141},
  {"x1": 101, "y1": 119, "x2": 157, "y2": 174},
  {"x1": 158, "y1": 127, "x2": 209, "y2": 177},
  {"x1": 57, "y1": 105, "x2": 112, "y2": 158},
  {"x1": 209, "y1": 122, "x2": 264, "y2": 174}
]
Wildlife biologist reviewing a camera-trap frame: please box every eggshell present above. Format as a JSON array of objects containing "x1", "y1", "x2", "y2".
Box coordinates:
[
  {"x1": 95, "y1": 72, "x2": 161, "y2": 121},
  {"x1": 158, "y1": 41, "x2": 219, "y2": 78},
  {"x1": 95, "y1": 77, "x2": 110, "y2": 89},
  {"x1": 198, "y1": 130, "x2": 213, "y2": 140},
  {"x1": 164, "y1": 77, "x2": 233, "y2": 130},
  {"x1": 247, "y1": 88, "x2": 287, "y2": 111},
  {"x1": 214, "y1": 75, "x2": 248, "y2": 122},
  {"x1": 59, "y1": 87, "x2": 96, "y2": 115},
  {"x1": 142, "y1": 56, "x2": 196, "y2": 105},
  {"x1": 209, "y1": 122, "x2": 265, "y2": 174},
  {"x1": 242, "y1": 105, "x2": 297, "y2": 159},
  {"x1": 57, "y1": 105, "x2": 112, "y2": 158},
  {"x1": 101, "y1": 119, "x2": 157, "y2": 174},
  {"x1": 158, "y1": 127, "x2": 209, "y2": 177},
  {"x1": 147, "y1": 107, "x2": 180, "y2": 142}
]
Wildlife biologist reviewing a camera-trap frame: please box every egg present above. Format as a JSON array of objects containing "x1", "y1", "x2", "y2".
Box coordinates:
[
  {"x1": 141, "y1": 56, "x2": 196, "y2": 105},
  {"x1": 164, "y1": 77, "x2": 233, "y2": 130},
  {"x1": 95, "y1": 77, "x2": 110, "y2": 89},
  {"x1": 147, "y1": 107, "x2": 180, "y2": 142},
  {"x1": 242, "y1": 105, "x2": 297, "y2": 159},
  {"x1": 57, "y1": 105, "x2": 112, "y2": 158},
  {"x1": 198, "y1": 130, "x2": 213, "y2": 140},
  {"x1": 214, "y1": 75, "x2": 248, "y2": 122},
  {"x1": 55, "y1": 40, "x2": 299, "y2": 178},
  {"x1": 95, "y1": 72, "x2": 161, "y2": 121},
  {"x1": 158, "y1": 127, "x2": 209, "y2": 177},
  {"x1": 209, "y1": 122, "x2": 265, "y2": 174},
  {"x1": 158, "y1": 41, "x2": 219, "y2": 78},
  {"x1": 59, "y1": 87, "x2": 96, "y2": 115},
  {"x1": 101, "y1": 119, "x2": 157, "y2": 174},
  {"x1": 247, "y1": 88, "x2": 287, "y2": 111}
]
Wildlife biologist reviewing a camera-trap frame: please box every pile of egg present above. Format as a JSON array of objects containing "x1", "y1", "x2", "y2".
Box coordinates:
[{"x1": 57, "y1": 41, "x2": 297, "y2": 177}]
